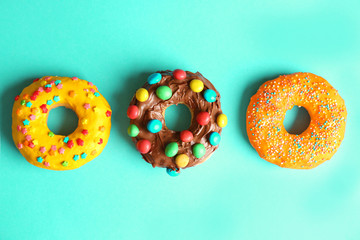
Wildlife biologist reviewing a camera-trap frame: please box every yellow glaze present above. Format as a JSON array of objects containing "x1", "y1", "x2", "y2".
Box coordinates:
[{"x1": 12, "y1": 76, "x2": 112, "y2": 170}]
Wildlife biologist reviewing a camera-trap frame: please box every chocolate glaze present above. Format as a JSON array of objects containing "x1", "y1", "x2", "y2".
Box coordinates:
[{"x1": 129, "y1": 70, "x2": 223, "y2": 170}]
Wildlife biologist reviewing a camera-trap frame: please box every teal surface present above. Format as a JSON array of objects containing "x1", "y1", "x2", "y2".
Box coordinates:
[{"x1": 1, "y1": 1, "x2": 360, "y2": 239}]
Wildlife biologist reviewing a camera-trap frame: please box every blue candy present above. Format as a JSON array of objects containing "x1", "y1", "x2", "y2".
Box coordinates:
[
  {"x1": 147, "y1": 73, "x2": 162, "y2": 85},
  {"x1": 54, "y1": 80, "x2": 61, "y2": 86},
  {"x1": 166, "y1": 168, "x2": 180, "y2": 177},
  {"x1": 203, "y1": 89, "x2": 217, "y2": 102},
  {"x1": 73, "y1": 155, "x2": 79, "y2": 161},
  {"x1": 209, "y1": 132, "x2": 221, "y2": 146},
  {"x1": 53, "y1": 95, "x2": 60, "y2": 102},
  {"x1": 147, "y1": 119, "x2": 162, "y2": 133}
]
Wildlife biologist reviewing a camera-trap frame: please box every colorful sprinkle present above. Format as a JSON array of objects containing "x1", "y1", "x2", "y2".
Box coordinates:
[
  {"x1": 29, "y1": 114, "x2": 36, "y2": 120},
  {"x1": 67, "y1": 140, "x2": 74, "y2": 148},
  {"x1": 39, "y1": 146, "x2": 46, "y2": 153},
  {"x1": 37, "y1": 157, "x2": 43, "y2": 163},
  {"x1": 83, "y1": 103, "x2": 90, "y2": 109},
  {"x1": 20, "y1": 100, "x2": 26, "y2": 105},
  {"x1": 73, "y1": 155, "x2": 79, "y2": 161},
  {"x1": 56, "y1": 83, "x2": 63, "y2": 89},
  {"x1": 23, "y1": 119, "x2": 30, "y2": 126},
  {"x1": 76, "y1": 138, "x2": 84, "y2": 146},
  {"x1": 63, "y1": 136, "x2": 69, "y2": 143},
  {"x1": 40, "y1": 104, "x2": 48, "y2": 113},
  {"x1": 94, "y1": 92, "x2": 100, "y2": 97},
  {"x1": 106, "y1": 110, "x2": 112, "y2": 117},
  {"x1": 26, "y1": 102, "x2": 32, "y2": 108},
  {"x1": 53, "y1": 95, "x2": 60, "y2": 102},
  {"x1": 62, "y1": 161, "x2": 68, "y2": 166},
  {"x1": 81, "y1": 153, "x2": 87, "y2": 159},
  {"x1": 54, "y1": 80, "x2": 61, "y2": 85},
  {"x1": 43, "y1": 161, "x2": 50, "y2": 167},
  {"x1": 58, "y1": 147, "x2": 65, "y2": 154},
  {"x1": 46, "y1": 100, "x2": 53, "y2": 105},
  {"x1": 82, "y1": 129, "x2": 89, "y2": 135}
]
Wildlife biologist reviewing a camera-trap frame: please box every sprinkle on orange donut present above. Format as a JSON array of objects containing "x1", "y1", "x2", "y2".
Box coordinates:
[
  {"x1": 12, "y1": 76, "x2": 112, "y2": 170},
  {"x1": 246, "y1": 73, "x2": 347, "y2": 169}
]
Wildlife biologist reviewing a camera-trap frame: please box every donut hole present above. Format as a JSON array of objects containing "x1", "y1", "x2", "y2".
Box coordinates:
[
  {"x1": 47, "y1": 106, "x2": 79, "y2": 136},
  {"x1": 283, "y1": 106, "x2": 311, "y2": 135},
  {"x1": 164, "y1": 104, "x2": 192, "y2": 131}
]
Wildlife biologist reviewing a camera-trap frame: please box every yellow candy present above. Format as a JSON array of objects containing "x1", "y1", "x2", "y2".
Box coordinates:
[
  {"x1": 190, "y1": 79, "x2": 204, "y2": 92},
  {"x1": 175, "y1": 154, "x2": 189, "y2": 168},
  {"x1": 136, "y1": 88, "x2": 149, "y2": 102},
  {"x1": 217, "y1": 113, "x2": 228, "y2": 128},
  {"x1": 81, "y1": 118, "x2": 88, "y2": 125},
  {"x1": 40, "y1": 80, "x2": 47, "y2": 86}
]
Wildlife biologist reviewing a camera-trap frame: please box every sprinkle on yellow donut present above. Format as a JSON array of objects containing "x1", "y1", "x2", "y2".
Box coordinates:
[
  {"x1": 246, "y1": 73, "x2": 347, "y2": 169},
  {"x1": 12, "y1": 76, "x2": 112, "y2": 170}
]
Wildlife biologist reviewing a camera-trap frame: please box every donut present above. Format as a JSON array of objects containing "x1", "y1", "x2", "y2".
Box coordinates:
[
  {"x1": 246, "y1": 72, "x2": 347, "y2": 169},
  {"x1": 12, "y1": 76, "x2": 112, "y2": 170},
  {"x1": 127, "y1": 70, "x2": 227, "y2": 175}
]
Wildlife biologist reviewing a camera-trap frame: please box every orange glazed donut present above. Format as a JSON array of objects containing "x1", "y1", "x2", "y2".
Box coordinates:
[
  {"x1": 12, "y1": 76, "x2": 112, "y2": 170},
  {"x1": 246, "y1": 73, "x2": 347, "y2": 169}
]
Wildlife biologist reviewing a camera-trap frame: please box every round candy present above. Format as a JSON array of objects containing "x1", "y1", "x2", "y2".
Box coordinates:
[
  {"x1": 173, "y1": 69, "x2": 186, "y2": 80},
  {"x1": 147, "y1": 73, "x2": 162, "y2": 85},
  {"x1": 156, "y1": 86, "x2": 172, "y2": 100},
  {"x1": 196, "y1": 111, "x2": 210, "y2": 125},
  {"x1": 136, "y1": 139, "x2": 151, "y2": 154},
  {"x1": 192, "y1": 143, "x2": 206, "y2": 158},
  {"x1": 127, "y1": 105, "x2": 139, "y2": 119},
  {"x1": 175, "y1": 154, "x2": 189, "y2": 168},
  {"x1": 147, "y1": 119, "x2": 162, "y2": 133},
  {"x1": 217, "y1": 113, "x2": 228, "y2": 128},
  {"x1": 166, "y1": 168, "x2": 180, "y2": 177},
  {"x1": 127, "y1": 124, "x2": 139, "y2": 137},
  {"x1": 180, "y1": 130, "x2": 193, "y2": 142},
  {"x1": 165, "y1": 142, "x2": 178, "y2": 157},
  {"x1": 203, "y1": 89, "x2": 217, "y2": 102},
  {"x1": 209, "y1": 132, "x2": 221, "y2": 146},
  {"x1": 136, "y1": 88, "x2": 149, "y2": 102},
  {"x1": 190, "y1": 79, "x2": 204, "y2": 92}
]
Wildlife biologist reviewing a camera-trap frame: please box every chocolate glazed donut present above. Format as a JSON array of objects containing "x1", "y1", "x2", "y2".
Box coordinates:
[{"x1": 127, "y1": 70, "x2": 227, "y2": 176}]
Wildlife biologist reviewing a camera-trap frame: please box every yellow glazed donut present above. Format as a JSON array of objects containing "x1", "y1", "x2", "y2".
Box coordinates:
[
  {"x1": 12, "y1": 76, "x2": 112, "y2": 170},
  {"x1": 246, "y1": 73, "x2": 347, "y2": 169}
]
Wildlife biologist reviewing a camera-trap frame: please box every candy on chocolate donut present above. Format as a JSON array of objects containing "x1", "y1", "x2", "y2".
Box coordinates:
[{"x1": 127, "y1": 70, "x2": 227, "y2": 176}]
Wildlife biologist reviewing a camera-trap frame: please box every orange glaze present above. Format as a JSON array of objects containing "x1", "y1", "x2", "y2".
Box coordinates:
[
  {"x1": 246, "y1": 73, "x2": 347, "y2": 169},
  {"x1": 12, "y1": 76, "x2": 112, "y2": 170}
]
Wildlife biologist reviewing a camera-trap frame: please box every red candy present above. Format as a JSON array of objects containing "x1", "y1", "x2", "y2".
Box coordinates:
[
  {"x1": 44, "y1": 87, "x2": 52, "y2": 93},
  {"x1": 67, "y1": 140, "x2": 74, "y2": 148},
  {"x1": 196, "y1": 112, "x2": 210, "y2": 125},
  {"x1": 30, "y1": 95, "x2": 37, "y2": 101},
  {"x1": 127, "y1": 105, "x2": 139, "y2": 119},
  {"x1": 98, "y1": 138, "x2": 103, "y2": 144},
  {"x1": 82, "y1": 129, "x2": 88, "y2": 135},
  {"x1": 33, "y1": 90, "x2": 40, "y2": 96},
  {"x1": 76, "y1": 138, "x2": 84, "y2": 146},
  {"x1": 173, "y1": 69, "x2": 186, "y2": 80},
  {"x1": 40, "y1": 104, "x2": 48, "y2": 113},
  {"x1": 136, "y1": 139, "x2": 151, "y2": 154},
  {"x1": 106, "y1": 110, "x2": 112, "y2": 117},
  {"x1": 180, "y1": 130, "x2": 193, "y2": 142},
  {"x1": 33, "y1": 78, "x2": 39, "y2": 82},
  {"x1": 15, "y1": 95, "x2": 20, "y2": 101}
]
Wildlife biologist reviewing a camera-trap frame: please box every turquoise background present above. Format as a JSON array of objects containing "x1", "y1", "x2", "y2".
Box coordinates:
[{"x1": 1, "y1": 0, "x2": 360, "y2": 239}]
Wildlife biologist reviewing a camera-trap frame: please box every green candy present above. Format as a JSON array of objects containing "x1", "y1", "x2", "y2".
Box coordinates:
[
  {"x1": 62, "y1": 161, "x2": 68, "y2": 167},
  {"x1": 165, "y1": 142, "x2": 178, "y2": 157},
  {"x1": 20, "y1": 100, "x2": 26, "y2": 105},
  {"x1": 127, "y1": 124, "x2": 139, "y2": 137},
  {"x1": 156, "y1": 86, "x2": 172, "y2": 100},
  {"x1": 192, "y1": 143, "x2": 206, "y2": 158}
]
